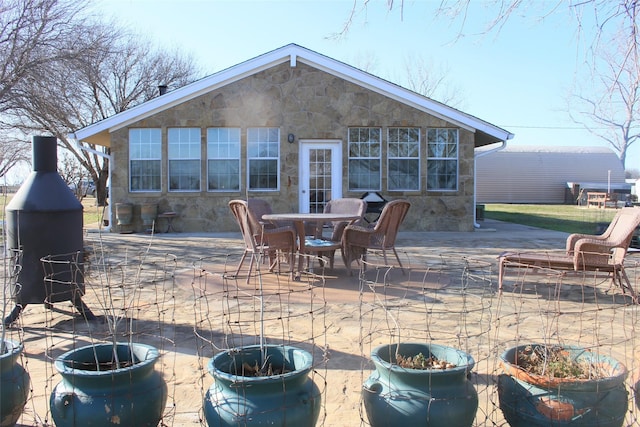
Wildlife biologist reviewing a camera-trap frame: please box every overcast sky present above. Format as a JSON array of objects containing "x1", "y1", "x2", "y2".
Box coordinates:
[{"x1": 93, "y1": 0, "x2": 639, "y2": 175}]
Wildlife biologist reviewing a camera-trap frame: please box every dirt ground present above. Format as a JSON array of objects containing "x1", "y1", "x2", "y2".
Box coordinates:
[{"x1": 5, "y1": 220, "x2": 640, "y2": 426}]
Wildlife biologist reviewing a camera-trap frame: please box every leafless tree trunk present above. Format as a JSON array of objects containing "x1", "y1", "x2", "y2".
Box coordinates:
[{"x1": 2, "y1": 1, "x2": 202, "y2": 205}]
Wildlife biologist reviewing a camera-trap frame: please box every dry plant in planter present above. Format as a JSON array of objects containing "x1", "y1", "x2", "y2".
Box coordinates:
[
  {"x1": 359, "y1": 263, "x2": 477, "y2": 427},
  {"x1": 201, "y1": 246, "x2": 323, "y2": 427},
  {"x1": 363, "y1": 342, "x2": 477, "y2": 427},
  {"x1": 499, "y1": 344, "x2": 628, "y2": 427},
  {"x1": 46, "y1": 247, "x2": 175, "y2": 427}
]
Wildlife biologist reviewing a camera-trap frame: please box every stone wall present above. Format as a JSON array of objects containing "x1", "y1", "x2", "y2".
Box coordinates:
[{"x1": 109, "y1": 62, "x2": 476, "y2": 233}]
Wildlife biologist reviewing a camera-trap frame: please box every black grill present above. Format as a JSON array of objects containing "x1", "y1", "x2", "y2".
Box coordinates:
[{"x1": 360, "y1": 192, "x2": 388, "y2": 223}]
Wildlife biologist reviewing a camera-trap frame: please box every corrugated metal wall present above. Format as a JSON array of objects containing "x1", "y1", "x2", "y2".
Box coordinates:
[{"x1": 476, "y1": 146, "x2": 627, "y2": 203}]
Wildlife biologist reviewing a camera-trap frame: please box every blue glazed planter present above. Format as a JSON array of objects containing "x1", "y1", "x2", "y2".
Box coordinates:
[
  {"x1": 362, "y1": 342, "x2": 478, "y2": 427},
  {"x1": 499, "y1": 344, "x2": 628, "y2": 427},
  {"x1": 0, "y1": 340, "x2": 30, "y2": 427},
  {"x1": 204, "y1": 345, "x2": 321, "y2": 427},
  {"x1": 50, "y1": 342, "x2": 167, "y2": 427}
]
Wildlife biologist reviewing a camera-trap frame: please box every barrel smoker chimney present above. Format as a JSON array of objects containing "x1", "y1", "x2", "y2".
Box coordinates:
[{"x1": 4, "y1": 136, "x2": 94, "y2": 325}]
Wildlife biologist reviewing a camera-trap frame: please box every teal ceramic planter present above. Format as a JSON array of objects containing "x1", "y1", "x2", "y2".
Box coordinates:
[
  {"x1": 362, "y1": 342, "x2": 478, "y2": 427},
  {"x1": 50, "y1": 342, "x2": 167, "y2": 427},
  {"x1": 0, "y1": 340, "x2": 30, "y2": 427},
  {"x1": 204, "y1": 344, "x2": 321, "y2": 427},
  {"x1": 498, "y1": 344, "x2": 628, "y2": 427}
]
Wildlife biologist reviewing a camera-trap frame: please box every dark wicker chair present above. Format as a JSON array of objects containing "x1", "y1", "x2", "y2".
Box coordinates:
[
  {"x1": 342, "y1": 199, "x2": 411, "y2": 274},
  {"x1": 229, "y1": 200, "x2": 296, "y2": 283}
]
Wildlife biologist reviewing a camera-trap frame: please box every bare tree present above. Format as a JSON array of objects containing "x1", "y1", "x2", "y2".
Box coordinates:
[
  {"x1": 0, "y1": 0, "x2": 87, "y2": 113},
  {"x1": 402, "y1": 56, "x2": 465, "y2": 109},
  {"x1": 347, "y1": 50, "x2": 465, "y2": 107},
  {"x1": 0, "y1": 132, "x2": 30, "y2": 178},
  {"x1": 570, "y1": 29, "x2": 640, "y2": 169},
  {"x1": 4, "y1": 13, "x2": 202, "y2": 205},
  {"x1": 0, "y1": 0, "x2": 87, "y2": 180},
  {"x1": 342, "y1": 1, "x2": 639, "y2": 167},
  {"x1": 58, "y1": 148, "x2": 89, "y2": 200},
  {"x1": 345, "y1": 1, "x2": 635, "y2": 48}
]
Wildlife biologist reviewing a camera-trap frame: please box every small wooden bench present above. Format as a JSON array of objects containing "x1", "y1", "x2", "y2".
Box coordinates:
[{"x1": 587, "y1": 192, "x2": 616, "y2": 208}]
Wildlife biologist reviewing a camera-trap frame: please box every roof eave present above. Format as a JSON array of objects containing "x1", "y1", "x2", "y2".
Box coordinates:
[
  {"x1": 293, "y1": 48, "x2": 513, "y2": 144},
  {"x1": 71, "y1": 43, "x2": 513, "y2": 146}
]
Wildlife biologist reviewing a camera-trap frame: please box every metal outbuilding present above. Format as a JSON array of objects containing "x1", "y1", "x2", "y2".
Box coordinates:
[{"x1": 476, "y1": 145, "x2": 629, "y2": 204}]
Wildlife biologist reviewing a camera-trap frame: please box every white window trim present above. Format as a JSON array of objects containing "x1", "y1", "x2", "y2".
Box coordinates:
[
  {"x1": 347, "y1": 127, "x2": 382, "y2": 191},
  {"x1": 167, "y1": 127, "x2": 202, "y2": 192},
  {"x1": 129, "y1": 128, "x2": 162, "y2": 193},
  {"x1": 246, "y1": 127, "x2": 280, "y2": 192},
  {"x1": 206, "y1": 127, "x2": 241, "y2": 192},
  {"x1": 387, "y1": 127, "x2": 421, "y2": 191},
  {"x1": 427, "y1": 128, "x2": 459, "y2": 192}
]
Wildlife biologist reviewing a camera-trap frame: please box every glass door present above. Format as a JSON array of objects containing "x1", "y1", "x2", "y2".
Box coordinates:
[{"x1": 299, "y1": 140, "x2": 342, "y2": 213}]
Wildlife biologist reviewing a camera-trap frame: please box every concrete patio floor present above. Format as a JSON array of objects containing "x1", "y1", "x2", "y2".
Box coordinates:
[{"x1": 7, "y1": 219, "x2": 640, "y2": 426}]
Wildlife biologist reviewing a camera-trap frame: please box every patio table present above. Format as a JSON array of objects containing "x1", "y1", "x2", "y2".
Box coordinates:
[{"x1": 262, "y1": 212, "x2": 362, "y2": 277}]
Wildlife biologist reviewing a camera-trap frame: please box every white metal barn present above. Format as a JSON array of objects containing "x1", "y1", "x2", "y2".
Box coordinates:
[{"x1": 476, "y1": 145, "x2": 628, "y2": 204}]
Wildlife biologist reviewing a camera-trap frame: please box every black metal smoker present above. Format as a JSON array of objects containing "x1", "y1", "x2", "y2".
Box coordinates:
[{"x1": 4, "y1": 136, "x2": 94, "y2": 325}]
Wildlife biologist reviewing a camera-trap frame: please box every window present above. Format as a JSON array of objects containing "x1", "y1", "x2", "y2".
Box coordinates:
[
  {"x1": 427, "y1": 128, "x2": 458, "y2": 191},
  {"x1": 207, "y1": 128, "x2": 241, "y2": 191},
  {"x1": 348, "y1": 127, "x2": 381, "y2": 190},
  {"x1": 247, "y1": 127, "x2": 279, "y2": 190},
  {"x1": 129, "y1": 128, "x2": 161, "y2": 192},
  {"x1": 168, "y1": 128, "x2": 201, "y2": 191},
  {"x1": 388, "y1": 127, "x2": 420, "y2": 191}
]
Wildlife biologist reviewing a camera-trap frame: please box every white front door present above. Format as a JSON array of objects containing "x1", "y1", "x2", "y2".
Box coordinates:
[{"x1": 299, "y1": 140, "x2": 343, "y2": 213}]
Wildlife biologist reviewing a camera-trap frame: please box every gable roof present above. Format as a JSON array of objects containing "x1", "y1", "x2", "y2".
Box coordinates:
[{"x1": 70, "y1": 43, "x2": 514, "y2": 147}]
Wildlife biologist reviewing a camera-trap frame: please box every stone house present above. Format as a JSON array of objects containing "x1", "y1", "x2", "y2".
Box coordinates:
[{"x1": 70, "y1": 44, "x2": 513, "y2": 232}]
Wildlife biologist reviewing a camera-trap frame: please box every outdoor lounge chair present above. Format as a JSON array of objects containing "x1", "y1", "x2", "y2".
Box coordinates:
[
  {"x1": 498, "y1": 207, "x2": 640, "y2": 302},
  {"x1": 228, "y1": 200, "x2": 296, "y2": 283},
  {"x1": 304, "y1": 198, "x2": 367, "y2": 269},
  {"x1": 342, "y1": 199, "x2": 411, "y2": 275}
]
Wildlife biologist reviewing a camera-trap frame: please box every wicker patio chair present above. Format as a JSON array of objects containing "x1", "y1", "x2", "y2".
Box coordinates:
[
  {"x1": 304, "y1": 198, "x2": 367, "y2": 269},
  {"x1": 229, "y1": 200, "x2": 296, "y2": 283},
  {"x1": 498, "y1": 207, "x2": 640, "y2": 302},
  {"x1": 342, "y1": 199, "x2": 411, "y2": 275}
]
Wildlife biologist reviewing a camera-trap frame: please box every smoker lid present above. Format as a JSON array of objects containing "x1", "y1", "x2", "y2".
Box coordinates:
[{"x1": 7, "y1": 172, "x2": 82, "y2": 212}]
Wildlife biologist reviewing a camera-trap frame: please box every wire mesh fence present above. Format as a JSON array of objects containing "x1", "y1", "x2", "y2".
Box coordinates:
[
  {"x1": 355, "y1": 250, "x2": 640, "y2": 426},
  {"x1": 2, "y1": 231, "x2": 640, "y2": 426},
  {"x1": 192, "y1": 251, "x2": 328, "y2": 425}
]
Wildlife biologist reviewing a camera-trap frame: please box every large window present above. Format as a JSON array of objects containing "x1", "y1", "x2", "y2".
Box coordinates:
[
  {"x1": 348, "y1": 127, "x2": 381, "y2": 190},
  {"x1": 129, "y1": 128, "x2": 161, "y2": 192},
  {"x1": 427, "y1": 128, "x2": 458, "y2": 191},
  {"x1": 207, "y1": 128, "x2": 240, "y2": 191},
  {"x1": 247, "y1": 127, "x2": 279, "y2": 190},
  {"x1": 168, "y1": 128, "x2": 201, "y2": 191},
  {"x1": 388, "y1": 127, "x2": 420, "y2": 191}
]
